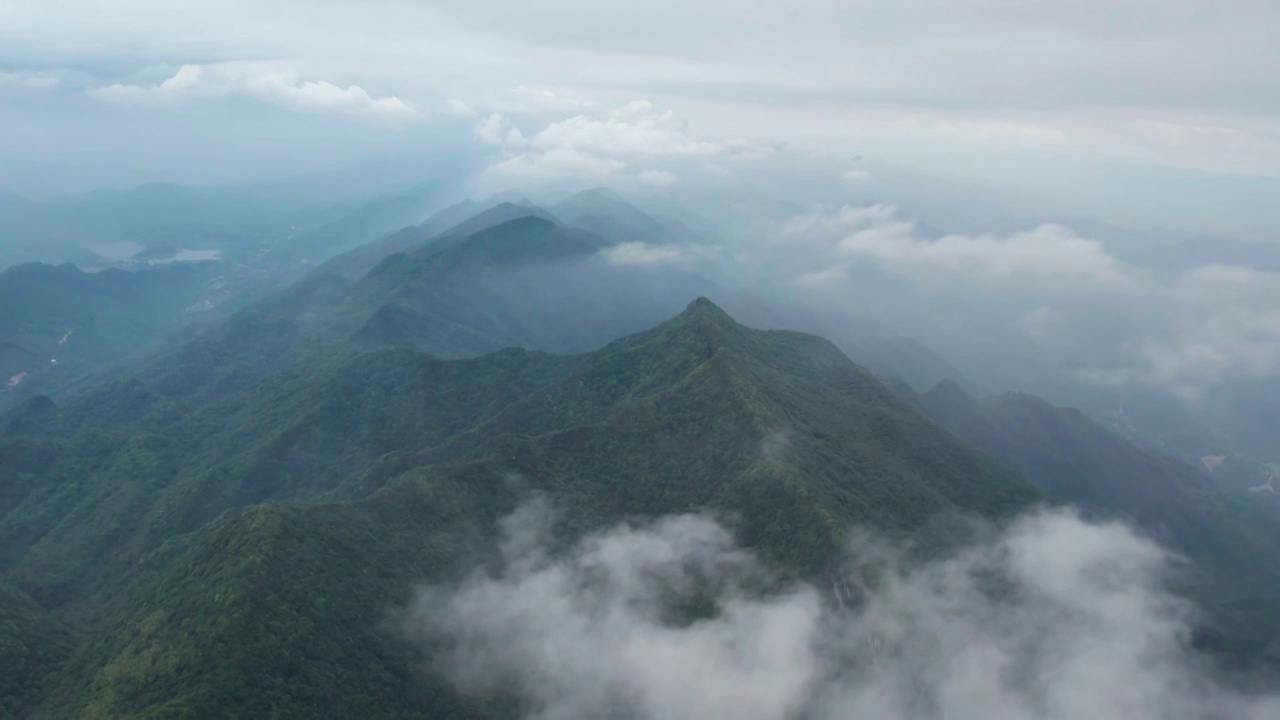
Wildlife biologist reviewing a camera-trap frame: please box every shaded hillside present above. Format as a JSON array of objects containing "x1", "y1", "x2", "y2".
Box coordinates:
[
  {"x1": 273, "y1": 192, "x2": 431, "y2": 269},
  {"x1": 552, "y1": 188, "x2": 701, "y2": 245},
  {"x1": 317, "y1": 199, "x2": 556, "y2": 281},
  {"x1": 919, "y1": 380, "x2": 1280, "y2": 599},
  {"x1": 0, "y1": 262, "x2": 215, "y2": 411}
]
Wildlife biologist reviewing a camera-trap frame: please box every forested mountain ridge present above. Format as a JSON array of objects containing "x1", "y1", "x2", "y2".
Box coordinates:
[{"x1": 0, "y1": 298, "x2": 1039, "y2": 717}]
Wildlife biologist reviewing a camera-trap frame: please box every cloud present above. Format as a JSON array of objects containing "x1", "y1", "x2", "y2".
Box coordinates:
[
  {"x1": 89, "y1": 62, "x2": 422, "y2": 124},
  {"x1": 485, "y1": 100, "x2": 772, "y2": 184},
  {"x1": 638, "y1": 169, "x2": 678, "y2": 187},
  {"x1": 1086, "y1": 264, "x2": 1280, "y2": 400},
  {"x1": 796, "y1": 265, "x2": 850, "y2": 288},
  {"x1": 0, "y1": 69, "x2": 60, "y2": 89},
  {"x1": 768, "y1": 202, "x2": 1280, "y2": 409},
  {"x1": 489, "y1": 148, "x2": 625, "y2": 180},
  {"x1": 510, "y1": 84, "x2": 603, "y2": 113},
  {"x1": 403, "y1": 503, "x2": 1280, "y2": 720},
  {"x1": 6, "y1": 0, "x2": 1280, "y2": 185},
  {"x1": 839, "y1": 222, "x2": 1130, "y2": 286},
  {"x1": 780, "y1": 204, "x2": 898, "y2": 242},
  {"x1": 601, "y1": 242, "x2": 695, "y2": 267},
  {"x1": 531, "y1": 101, "x2": 724, "y2": 158},
  {"x1": 444, "y1": 98, "x2": 478, "y2": 118},
  {"x1": 474, "y1": 113, "x2": 529, "y2": 149},
  {"x1": 759, "y1": 429, "x2": 790, "y2": 465},
  {"x1": 842, "y1": 169, "x2": 871, "y2": 182}
]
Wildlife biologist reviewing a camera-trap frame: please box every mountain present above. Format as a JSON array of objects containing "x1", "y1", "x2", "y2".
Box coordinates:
[
  {"x1": 552, "y1": 188, "x2": 701, "y2": 245},
  {"x1": 0, "y1": 183, "x2": 321, "y2": 269},
  {"x1": 0, "y1": 298, "x2": 1037, "y2": 717},
  {"x1": 431, "y1": 202, "x2": 560, "y2": 241},
  {"x1": 918, "y1": 381, "x2": 1280, "y2": 678},
  {"x1": 0, "y1": 585, "x2": 76, "y2": 718},
  {"x1": 919, "y1": 380, "x2": 1280, "y2": 599},
  {"x1": 316, "y1": 199, "x2": 558, "y2": 281},
  {"x1": 242, "y1": 213, "x2": 684, "y2": 361},
  {"x1": 294, "y1": 198, "x2": 976, "y2": 402},
  {"x1": 0, "y1": 262, "x2": 218, "y2": 412},
  {"x1": 271, "y1": 192, "x2": 432, "y2": 269}
]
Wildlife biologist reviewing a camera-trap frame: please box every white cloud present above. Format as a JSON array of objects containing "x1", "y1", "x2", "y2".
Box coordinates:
[
  {"x1": 489, "y1": 147, "x2": 625, "y2": 180},
  {"x1": 510, "y1": 84, "x2": 602, "y2": 113},
  {"x1": 796, "y1": 265, "x2": 850, "y2": 287},
  {"x1": 444, "y1": 98, "x2": 478, "y2": 118},
  {"x1": 839, "y1": 222, "x2": 1131, "y2": 286},
  {"x1": 6, "y1": 0, "x2": 1280, "y2": 185},
  {"x1": 0, "y1": 69, "x2": 60, "y2": 89},
  {"x1": 89, "y1": 62, "x2": 422, "y2": 124},
  {"x1": 780, "y1": 204, "x2": 898, "y2": 242},
  {"x1": 475, "y1": 112, "x2": 507, "y2": 145},
  {"x1": 1098, "y1": 265, "x2": 1280, "y2": 400},
  {"x1": 530, "y1": 101, "x2": 724, "y2": 158},
  {"x1": 780, "y1": 204, "x2": 1280, "y2": 406},
  {"x1": 638, "y1": 169, "x2": 678, "y2": 186},
  {"x1": 485, "y1": 100, "x2": 772, "y2": 184},
  {"x1": 842, "y1": 168, "x2": 871, "y2": 182},
  {"x1": 601, "y1": 242, "x2": 694, "y2": 266},
  {"x1": 780, "y1": 204, "x2": 1130, "y2": 288},
  {"x1": 403, "y1": 503, "x2": 1280, "y2": 720},
  {"x1": 476, "y1": 113, "x2": 530, "y2": 151}
]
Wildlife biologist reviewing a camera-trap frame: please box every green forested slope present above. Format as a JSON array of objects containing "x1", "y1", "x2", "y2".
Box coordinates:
[
  {"x1": 0, "y1": 298, "x2": 1038, "y2": 717},
  {"x1": 0, "y1": 585, "x2": 76, "y2": 719}
]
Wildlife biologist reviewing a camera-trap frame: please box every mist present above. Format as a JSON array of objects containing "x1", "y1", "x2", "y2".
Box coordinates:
[{"x1": 402, "y1": 500, "x2": 1280, "y2": 720}]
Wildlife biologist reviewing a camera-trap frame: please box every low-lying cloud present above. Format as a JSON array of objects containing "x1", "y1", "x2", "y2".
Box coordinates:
[{"x1": 402, "y1": 502, "x2": 1279, "y2": 720}]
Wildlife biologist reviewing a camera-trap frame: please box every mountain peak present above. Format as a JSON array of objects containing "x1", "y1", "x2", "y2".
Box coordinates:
[
  {"x1": 684, "y1": 295, "x2": 721, "y2": 314},
  {"x1": 433, "y1": 202, "x2": 560, "y2": 240},
  {"x1": 675, "y1": 296, "x2": 740, "y2": 330}
]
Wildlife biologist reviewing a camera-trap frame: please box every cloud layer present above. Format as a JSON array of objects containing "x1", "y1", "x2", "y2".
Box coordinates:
[{"x1": 403, "y1": 502, "x2": 1279, "y2": 720}]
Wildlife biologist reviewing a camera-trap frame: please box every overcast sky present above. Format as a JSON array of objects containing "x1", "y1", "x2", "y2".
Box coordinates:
[{"x1": 2, "y1": 0, "x2": 1279, "y2": 231}]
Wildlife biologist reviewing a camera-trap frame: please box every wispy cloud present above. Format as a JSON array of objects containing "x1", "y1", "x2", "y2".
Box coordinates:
[
  {"x1": 638, "y1": 169, "x2": 678, "y2": 187},
  {"x1": 0, "y1": 69, "x2": 61, "y2": 89},
  {"x1": 89, "y1": 62, "x2": 423, "y2": 125},
  {"x1": 602, "y1": 242, "x2": 695, "y2": 267}
]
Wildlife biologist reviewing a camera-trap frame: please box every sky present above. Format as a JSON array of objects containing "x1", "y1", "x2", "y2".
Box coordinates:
[{"x1": 2, "y1": 0, "x2": 1279, "y2": 235}]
